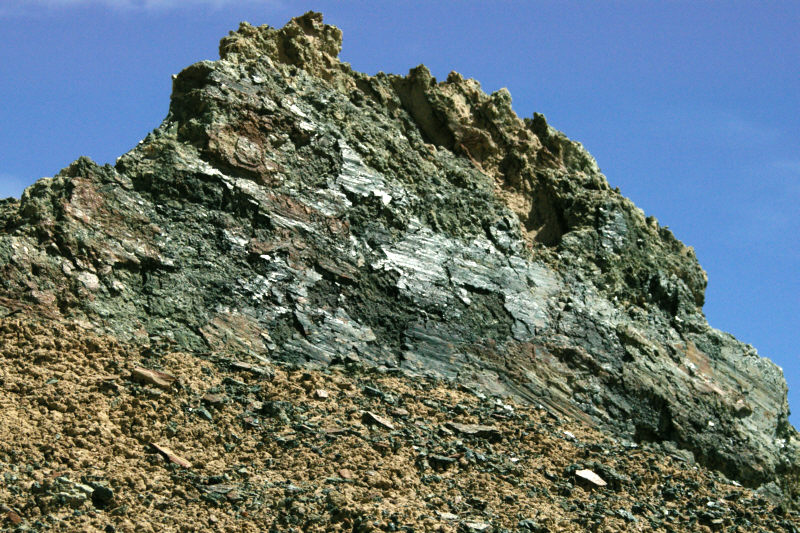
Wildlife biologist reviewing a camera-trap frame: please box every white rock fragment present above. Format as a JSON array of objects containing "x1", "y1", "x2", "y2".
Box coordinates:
[
  {"x1": 575, "y1": 469, "x2": 607, "y2": 487},
  {"x1": 458, "y1": 288, "x2": 472, "y2": 305},
  {"x1": 287, "y1": 102, "x2": 308, "y2": 118},
  {"x1": 77, "y1": 271, "x2": 100, "y2": 291},
  {"x1": 373, "y1": 190, "x2": 392, "y2": 205},
  {"x1": 462, "y1": 521, "x2": 491, "y2": 532}
]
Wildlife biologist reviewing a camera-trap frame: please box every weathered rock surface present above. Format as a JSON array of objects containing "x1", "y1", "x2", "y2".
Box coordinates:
[{"x1": 0, "y1": 11, "x2": 796, "y2": 494}]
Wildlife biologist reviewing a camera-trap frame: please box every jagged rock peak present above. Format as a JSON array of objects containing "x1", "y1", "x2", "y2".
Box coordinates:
[
  {"x1": 219, "y1": 12, "x2": 345, "y2": 81},
  {"x1": 177, "y1": 12, "x2": 707, "y2": 312}
]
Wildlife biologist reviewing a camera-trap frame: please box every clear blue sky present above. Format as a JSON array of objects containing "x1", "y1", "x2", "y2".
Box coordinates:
[{"x1": 1, "y1": 1, "x2": 798, "y2": 423}]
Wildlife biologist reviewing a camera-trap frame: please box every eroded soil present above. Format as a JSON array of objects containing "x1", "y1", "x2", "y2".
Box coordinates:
[{"x1": 1, "y1": 317, "x2": 797, "y2": 532}]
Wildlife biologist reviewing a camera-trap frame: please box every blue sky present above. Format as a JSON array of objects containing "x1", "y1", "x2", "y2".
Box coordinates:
[{"x1": 1, "y1": 1, "x2": 798, "y2": 423}]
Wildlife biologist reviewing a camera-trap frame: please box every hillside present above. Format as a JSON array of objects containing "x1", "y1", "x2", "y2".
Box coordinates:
[{"x1": 1, "y1": 12, "x2": 798, "y2": 531}]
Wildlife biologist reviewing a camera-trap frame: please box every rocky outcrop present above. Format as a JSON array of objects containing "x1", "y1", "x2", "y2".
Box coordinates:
[{"x1": 0, "y1": 12, "x2": 796, "y2": 490}]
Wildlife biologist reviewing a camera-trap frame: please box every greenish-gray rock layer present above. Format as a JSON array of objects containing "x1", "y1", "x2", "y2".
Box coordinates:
[{"x1": 1, "y1": 12, "x2": 796, "y2": 490}]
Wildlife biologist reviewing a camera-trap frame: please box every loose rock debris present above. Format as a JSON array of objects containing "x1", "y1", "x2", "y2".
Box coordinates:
[{"x1": 2, "y1": 317, "x2": 798, "y2": 532}]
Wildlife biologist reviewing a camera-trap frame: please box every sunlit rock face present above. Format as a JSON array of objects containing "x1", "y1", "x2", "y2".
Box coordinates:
[{"x1": 0, "y1": 11, "x2": 795, "y2": 487}]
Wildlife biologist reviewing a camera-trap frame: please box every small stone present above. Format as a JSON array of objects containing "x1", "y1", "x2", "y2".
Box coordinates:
[
  {"x1": 222, "y1": 377, "x2": 247, "y2": 388},
  {"x1": 202, "y1": 393, "x2": 226, "y2": 405},
  {"x1": 362, "y1": 411, "x2": 395, "y2": 430},
  {"x1": 338, "y1": 468, "x2": 354, "y2": 480},
  {"x1": 446, "y1": 422, "x2": 501, "y2": 441},
  {"x1": 518, "y1": 519, "x2": 542, "y2": 531},
  {"x1": 131, "y1": 367, "x2": 177, "y2": 389},
  {"x1": 75, "y1": 483, "x2": 95, "y2": 495},
  {"x1": 616, "y1": 509, "x2": 637, "y2": 522},
  {"x1": 467, "y1": 497, "x2": 488, "y2": 510},
  {"x1": 242, "y1": 415, "x2": 260, "y2": 428},
  {"x1": 56, "y1": 489, "x2": 87, "y2": 508},
  {"x1": 285, "y1": 483, "x2": 303, "y2": 493},
  {"x1": 90, "y1": 484, "x2": 114, "y2": 508},
  {"x1": 363, "y1": 385, "x2": 383, "y2": 398},
  {"x1": 150, "y1": 442, "x2": 192, "y2": 468},
  {"x1": 77, "y1": 271, "x2": 100, "y2": 291},
  {"x1": 195, "y1": 407, "x2": 213, "y2": 421},
  {"x1": 461, "y1": 521, "x2": 492, "y2": 532},
  {"x1": 6, "y1": 511, "x2": 22, "y2": 525},
  {"x1": 314, "y1": 389, "x2": 329, "y2": 400},
  {"x1": 575, "y1": 469, "x2": 606, "y2": 487},
  {"x1": 372, "y1": 441, "x2": 391, "y2": 453},
  {"x1": 390, "y1": 407, "x2": 410, "y2": 417},
  {"x1": 231, "y1": 360, "x2": 272, "y2": 378},
  {"x1": 429, "y1": 454, "x2": 457, "y2": 469}
]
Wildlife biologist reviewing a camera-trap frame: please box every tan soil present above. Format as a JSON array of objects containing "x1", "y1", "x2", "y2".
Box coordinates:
[{"x1": 0, "y1": 316, "x2": 795, "y2": 532}]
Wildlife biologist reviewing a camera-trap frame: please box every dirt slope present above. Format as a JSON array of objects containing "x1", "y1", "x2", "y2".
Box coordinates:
[{"x1": 1, "y1": 317, "x2": 796, "y2": 532}]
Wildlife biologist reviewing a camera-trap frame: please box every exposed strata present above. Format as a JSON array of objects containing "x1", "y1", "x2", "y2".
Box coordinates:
[{"x1": 0, "y1": 12, "x2": 796, "y2": 494}]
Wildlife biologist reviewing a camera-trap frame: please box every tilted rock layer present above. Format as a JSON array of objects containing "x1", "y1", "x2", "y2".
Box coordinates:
[{"x1": 1, "y1": 12, "x2": 796, "y2": 490}]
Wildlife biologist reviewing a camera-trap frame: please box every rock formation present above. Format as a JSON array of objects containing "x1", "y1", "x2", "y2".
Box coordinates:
[{"x1": 1, "y1": 11, "x2": 796, "y2": 497}]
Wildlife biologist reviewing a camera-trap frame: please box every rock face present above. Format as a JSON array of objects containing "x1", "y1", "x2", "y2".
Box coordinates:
[{"x1": 0, "y1": 12, "x2": 796, "y2": 488}]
